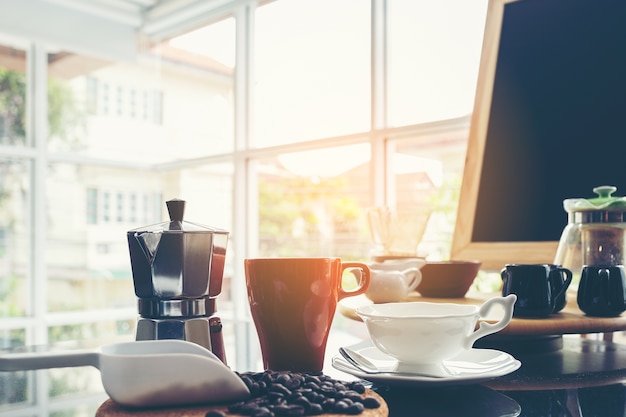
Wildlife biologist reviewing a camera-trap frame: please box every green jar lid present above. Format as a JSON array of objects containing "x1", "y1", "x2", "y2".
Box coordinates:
[
  {"x1": 564, "y1": 186, "x2": 626, "y2": 212},
  {"x1": 564, "y1": 186, "x2": 626, "y2": 223}
]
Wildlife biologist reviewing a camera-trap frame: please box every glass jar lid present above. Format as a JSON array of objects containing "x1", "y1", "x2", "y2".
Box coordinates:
[{"x1": 563, "y1": 186, "x2": 626, "y2": 224}]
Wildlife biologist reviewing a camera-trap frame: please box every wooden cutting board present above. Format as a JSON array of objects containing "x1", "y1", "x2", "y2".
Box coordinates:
[{"x1": 96, "y1": 388, "x2": 388, "y2": 417}]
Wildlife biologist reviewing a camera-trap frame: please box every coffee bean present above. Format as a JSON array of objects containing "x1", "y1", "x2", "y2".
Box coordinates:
[
  {"x1": 333, "y1": 400, "x2": 350, "y2": 412},
  {"x1": 346, "y1": 403, "x2": 365, "y2": 415},
  {"x1": 345, "y1": 391, "x2": 365, "y2": 403},
  {"x1": 252, "y1": 407, "x2": 273, "y2": 417},
  {"x1": 363, "y1": 397, "x2": 381, "y2": 409},
  {"x1": 321, "y1": 398, "x2": 336, "y2": 412},
  {"x1": 348, "y1": 382, "x2": 366, "y2": 394},
  {"x1": 241, "y1": 402, "x2": 262, "y2": 414},
  {"x1": 285, "y1": 377, "x2": 302, "y2": 390},
  {"x1": 231, "y1": 370, "x2": 380, "y2": 417},
  {"x1": 273, "y1": 404, "x2": 305, "y2": 416},
  {"x1": 267, "y1": 391, "x2": 285, "y2": 402},
  {"x1": 269, "y1": 383, "x2": 292, "y2": 397},
  {"x1": 303, "y1": 381, "x2": 320, "y2": 391},
  {"x1": 304, "y1": 391, "x2": 324, "y2": 403},
  {"x1": 292, "y1": 396, "x2": 311, "y2": 411},
  {"x1": 308, "y1": 403, "x2": 324, "y2": 415}
]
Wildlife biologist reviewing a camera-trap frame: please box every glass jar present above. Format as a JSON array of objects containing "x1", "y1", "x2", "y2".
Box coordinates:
[{"x1": 555, "y1": 186, "x2": 626, "y2": 275}]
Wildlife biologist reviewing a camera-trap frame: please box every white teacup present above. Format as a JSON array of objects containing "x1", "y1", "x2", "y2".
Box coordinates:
[
  {"x1": 365, "y1": 258, "x2": 425, "y2": 303},
  {"x1": 355, "y1": 294, "x2": 516, "y2": 376}
]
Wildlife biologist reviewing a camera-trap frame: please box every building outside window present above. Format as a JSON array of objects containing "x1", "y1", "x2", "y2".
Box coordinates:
[{"x1": 0, "y1": 0, "x2": 488, "y2": 414}]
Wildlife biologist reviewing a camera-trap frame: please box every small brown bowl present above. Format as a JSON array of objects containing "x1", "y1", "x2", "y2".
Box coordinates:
[{"x1": 416, "y1": 260, "x2": 481, "y2": 298}]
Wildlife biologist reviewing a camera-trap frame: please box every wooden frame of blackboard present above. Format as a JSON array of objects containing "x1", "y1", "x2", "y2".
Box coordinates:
[{"x1": 451, "y1": 0, "x2": 626, "y2": 270}]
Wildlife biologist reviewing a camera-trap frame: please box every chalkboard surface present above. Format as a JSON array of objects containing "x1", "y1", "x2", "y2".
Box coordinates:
[{"x1": 473, "y1": 0, "x2": 626, "y2": 243}]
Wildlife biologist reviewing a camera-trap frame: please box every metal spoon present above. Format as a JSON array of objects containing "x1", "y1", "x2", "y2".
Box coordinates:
[
  {"x1": 0, "y1": 339, "x2": 250, "y2": 407},
  {"x1": 338, "y1": 347, "x2": 446, "y2": 378}
]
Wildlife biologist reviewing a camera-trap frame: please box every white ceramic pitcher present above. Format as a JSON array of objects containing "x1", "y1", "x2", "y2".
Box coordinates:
[{"x1": 365, "y1": 258, "x2": 425, "y2": 303}]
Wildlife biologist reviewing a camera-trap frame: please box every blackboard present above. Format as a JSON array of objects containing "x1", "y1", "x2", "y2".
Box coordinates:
[{"x1": 452, "y1": 0, "x2": 626, "y2": 269}]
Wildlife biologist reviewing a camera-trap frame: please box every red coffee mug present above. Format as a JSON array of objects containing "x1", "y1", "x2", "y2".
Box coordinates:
[{"x1": 245, "y1": 257, "x2": 370, "y2": 372}]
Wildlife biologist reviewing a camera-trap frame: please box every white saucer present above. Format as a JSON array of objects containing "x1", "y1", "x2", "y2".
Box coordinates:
[{"x1": 332, "y1": 343, "x2": 521, "y2": 387}]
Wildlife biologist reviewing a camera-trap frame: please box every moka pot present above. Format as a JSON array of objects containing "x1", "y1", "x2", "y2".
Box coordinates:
[{"x1": 127, "y1": 198, "x2": 229, "y2": 363}]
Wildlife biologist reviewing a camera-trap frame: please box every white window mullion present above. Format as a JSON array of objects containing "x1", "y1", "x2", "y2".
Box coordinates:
[
  {"x1": 371, "y1": 0, "x2": 387, "y2": 207},
  {"x1": 27, "y1": 42, "x2": 48, "y2": 345},
  {"x1": 27, "y1": 41, "x2": 50, "y2": 416},
  {"x1": 371, "y1": 0, "x2": 387, "y2": 132},
  {"x1": 233, "y1": 1, "x2": 258, "y2": 372}
]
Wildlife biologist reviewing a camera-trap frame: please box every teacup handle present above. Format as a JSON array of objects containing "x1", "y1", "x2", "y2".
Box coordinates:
[
  {"x1": 401, "y1": 267, "x2": 422, "y2": 291},
  {"x1": 463, "y1": 294, "x2": 517, "y2": 350},
  {"x1": 339, "y1": 262, "x2": 371, "y2": 300}
]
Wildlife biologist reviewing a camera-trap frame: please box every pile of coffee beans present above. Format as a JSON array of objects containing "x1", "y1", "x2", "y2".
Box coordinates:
[{"x1": 205, "y1": 371, "x2": 381, "y2": 417}]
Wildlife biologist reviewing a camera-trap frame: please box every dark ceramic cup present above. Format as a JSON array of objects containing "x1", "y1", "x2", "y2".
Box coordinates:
[
  {"x1": 577, "y1": 265, "x2": 626, "y2": 317},
  {"x1": 501, "y1": 264, "x2": 573, "y2": 317}
]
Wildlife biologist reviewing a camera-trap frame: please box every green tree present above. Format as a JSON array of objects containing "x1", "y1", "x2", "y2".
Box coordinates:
[
  {"x1": 0, "y1": 68, "x2": 26, "y2": 144},
  {"x1": 0, "y1": 66, "x2": 85, "y2": 145},
  {"x1": 0, "y1": 66, "x2": 84, "y2": 318},
  {"x1": 258, "y1": 175, "x2": 369, "y2": 259}
]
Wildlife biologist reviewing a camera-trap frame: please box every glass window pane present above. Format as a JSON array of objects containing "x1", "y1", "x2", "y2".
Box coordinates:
[
  {"x1": 387, "y1": 0, "x2": 488, "y2": 126},
  {"x1": 255, "y1": 143, "x2": 371, "y2": 259},
  {"x1": 47, "y1": 366, "x2": 103, "y2": 409},
  {"x1": 48, "y1": 366, "x2": 101, "y2": 397},
  {"x1": 254, "y1": 0, "x2": 371, "y2": 147},
  {"x1": 0, "y1": 366, "x2": 29, "y2": 407},
  {"x1": 45, "y1": 161, "x2": 234, "y2": 342},
  {"x1": 0, "y1": 159, "x2": 30, "y2": 326},
  {"x1": 47, "y1": 321, "x2": 135, "y2": 344},
  {"x1": 45, "y1": 163, "x2": 233, "y2": 296},
  {"x1": 47, "y1": 18, "x2": 235, "y2": 161},
  {"x1": 390, "y1": 129, "x2": 469, "y2": 260},
  {"x1": 46, "y1": 164, "x2": 141, "y2": 314},
  {"x1": 0, "y1": 40, "x2": 27, "y2": 146},
  {"x1": 0, "y1": 329, "x2": 26, "y2": 351}
]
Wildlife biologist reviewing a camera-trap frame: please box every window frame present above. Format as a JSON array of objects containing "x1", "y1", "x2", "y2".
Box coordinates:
[{"x1": 0, "y1": 0, "x2": 476, "y2": 391}]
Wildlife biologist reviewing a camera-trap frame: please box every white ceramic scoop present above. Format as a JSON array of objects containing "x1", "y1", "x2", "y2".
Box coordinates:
[{"x1": 0, "y1": 339, "x2": 250, "y2": 408}]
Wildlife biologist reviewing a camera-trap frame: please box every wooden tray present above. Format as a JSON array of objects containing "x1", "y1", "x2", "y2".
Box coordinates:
[
  {"x1": 96, "y1": 388, "x2": 388, "y2": 417},
  {"x1": 338, "y1": 290, "x2": 626, "y2": 336}
]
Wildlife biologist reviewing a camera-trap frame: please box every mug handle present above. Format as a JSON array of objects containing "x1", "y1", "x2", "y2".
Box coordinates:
[
  {"x1": 339, "y1": 262, "x2": 371, "y2": 300},
  {"x1": 552, "y1": 267, "x2": 573, "y2": 309},
  {"x1": 499, "y1": 268, "x2": 510, "y2": 295},
  {"x1": 401, "y1": 267, "x2": 422, "y2": 291},
  {"x1": 463, "y1": 294, "x2": 517, "y2": 350}
]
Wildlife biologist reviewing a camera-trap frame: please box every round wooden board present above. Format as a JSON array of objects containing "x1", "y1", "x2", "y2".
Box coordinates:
[
  {"x1": 338, "y1": 290, "x2": 626, "y2": 336},
  {"x1": 96, "y1": 388, "x2": 388, "y2": 417}
]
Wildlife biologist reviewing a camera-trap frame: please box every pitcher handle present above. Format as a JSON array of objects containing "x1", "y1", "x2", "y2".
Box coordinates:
[
  {"x1": 463, "y1": 294, "x2": 517, "y2": 350},
  {"x1": 401, "y1": 267, "x2": 422, "y2": 291}
]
